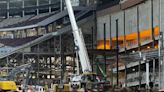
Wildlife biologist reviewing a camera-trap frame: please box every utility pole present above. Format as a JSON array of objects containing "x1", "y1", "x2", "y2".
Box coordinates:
[
  {"x1": 116, "y1": 19, "x2": 119, "y2": 86},
  {"x1": 159, "y1": 32, "x2": 164, "y2": 89},
  {"x1": 104, "y1": 23, "x2": 107, "y2": 80}
]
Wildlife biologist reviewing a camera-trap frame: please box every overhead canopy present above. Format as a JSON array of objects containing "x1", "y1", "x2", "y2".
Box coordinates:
[
  {"x1": 0, "y1": 6, "x2": 92, "y2": 32},
  {"x1": 0, "y1": 15, "x2": 94, "y2": 59}
]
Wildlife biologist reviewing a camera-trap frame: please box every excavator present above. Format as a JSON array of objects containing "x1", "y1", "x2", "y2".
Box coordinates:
[{"x1": 53, "y1": 0, "x2": 107, "y2": 91}]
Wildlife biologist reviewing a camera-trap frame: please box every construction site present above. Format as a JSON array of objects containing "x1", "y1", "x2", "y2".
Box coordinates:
[{"x1": 0, "y1": 0, "x2": 163, "y2": 92}]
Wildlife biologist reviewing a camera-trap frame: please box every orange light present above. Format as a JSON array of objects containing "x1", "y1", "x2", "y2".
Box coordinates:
[
  {"x1": 97, "y1": 26, "x2": 159, "y2": 49},
  {"x1": 155, "y1": 45, "x2": 158, "y2": 49},
  {"x1": 147, "y1": 46, "x2": 150, "y2": 49},
  {"x1": 126, "y1": 32, "x2": 138, "y2": 40},
  {"x1": 97, "y1": 40, "x2": 110, "y2": 49},
  {"x1": 154, "y1": 26, "x2": 159, "y2": 37},
  {"x1": 140, "y1": 29, "x2": 151, "y2": 38}
]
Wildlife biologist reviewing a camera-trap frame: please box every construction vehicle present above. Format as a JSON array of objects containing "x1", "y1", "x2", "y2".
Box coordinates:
[
  {"x1": 0, "y1": 63, "x2": 32, "y2": 91},
  {"x1": 53, "y1": 0, "x2": 103, "y2": 91},
  {"x1": 63, "y1": 0, "x2": 106, "y2": 91},
  {"x1": 8, "y1": 63, "x2": 32, "y2": 91},
  {"x1": 0, "y1": 81, "x2": 17, "y2": 91}
]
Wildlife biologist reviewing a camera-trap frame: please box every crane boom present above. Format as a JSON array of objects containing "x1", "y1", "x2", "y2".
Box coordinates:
[{"x1": 65, "y1": 0, "x2": 92, "y2": 72}]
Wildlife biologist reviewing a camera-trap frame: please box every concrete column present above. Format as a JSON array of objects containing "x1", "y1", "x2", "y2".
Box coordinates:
[
  {"x1": 143, "y1": 54, "x2": 150, "y2": 92},
  {"x1": 152, "y1": 59, "x2": 155, "y2": 85},
  {"x1": 22, "y1": 0, "x2": 25, "y2": 17},
  {"x1": 35, "y1": 27, "x2": 39, "y2": 36},
  {"x1": 7, "y1": 0, "x2": 9, "y2": 18},
  {"x1": 60, "y1": 0, "x2": 63, "y2": 12},
  {"x1": 36, "y1": 0, "x2": 39, "y2": 15},
  {"x1": 45, "y1": 26, "x2": 49, "y2": 33},
  {"x1": 24, "y1": 29, "x2": 27, "y2": 37},
  {"x1": 52, "y1": 22, "x2": 56, "y2": 32},
  {"x1": 49, "y1": 0, "x2": 51, "y2": 13},
  {"x1": 146, "y1": 62, "x2": 150, "y2": 87},
  {"x1": 12, "y1": 31, "x2": 16, "y2": 38}
]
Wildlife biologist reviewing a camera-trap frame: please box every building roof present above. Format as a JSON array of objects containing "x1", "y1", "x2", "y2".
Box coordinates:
[{"x1": 97, "y1": 0, "x2": 145, "y2": 17}]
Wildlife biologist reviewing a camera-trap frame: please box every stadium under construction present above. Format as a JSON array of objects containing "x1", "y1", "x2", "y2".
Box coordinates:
[{"x1": 0, "y1": 0, "x2": 163, "y2": 92}]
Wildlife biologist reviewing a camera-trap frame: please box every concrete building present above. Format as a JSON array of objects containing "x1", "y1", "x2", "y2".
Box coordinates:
[
  {"x1": 0, "y1": 0, "x2": 164, "y2": 91},
  {"x1": 96, "y1": 0, "x2": 164, "y2": 90}
]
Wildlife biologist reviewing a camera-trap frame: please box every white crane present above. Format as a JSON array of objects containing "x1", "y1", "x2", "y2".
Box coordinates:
[
  {"x1": 65, "y1": 0, "x2": 98, "y2": 90},
  {"x1": 65, "y1": 0, "x2": 92, "y2": 74}
]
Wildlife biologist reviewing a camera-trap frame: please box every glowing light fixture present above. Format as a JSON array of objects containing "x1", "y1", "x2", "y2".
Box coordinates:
[
  {"x1": 147, "y1": 46, "x2": 150, "y2": 49},
  {"x1": 47, "y1": 75, "x2": 50, "y2": 79},
  {"x1": 155, "y1": 45, "x2": 158, "y2": 49},
  {"x1": 32, "y1": 76, "x2": 36, "y2": 79}
]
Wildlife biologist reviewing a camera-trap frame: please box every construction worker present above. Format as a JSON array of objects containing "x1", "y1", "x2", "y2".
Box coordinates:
[
  {"x1": 27, "y1": 85, "x2": 33, "y2": 92},
  {"x1": 44, "y1": 82, "x2": 49, "y2": 92}
]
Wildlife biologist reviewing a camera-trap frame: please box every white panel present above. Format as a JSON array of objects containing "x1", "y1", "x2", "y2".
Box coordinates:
[
  {"x1": 139, "y1": 0, "x2": 151, "y2": 31},
  {"x1": 153, "y1": 0, "x2": 159, "y2": 27},
  {"x1": 97, "y1": 17, "x2": 104, "y2": 40},
  {"x1": 102, "y1": 15, "x2": 110, "y2": 39},
  {"x1": 111, "y1": 11, "x2": 124, "y2": 37},
  {"x1": 118, "y1": 11, "x2": 124, "y2": 36},
  {"x1": 125, "y1": 7, "x2": 137, "y2": 34},
  {"x1": 111, "y1": 14, "x2": 116, "y2": 38},
  {"x1": 97, "y1": 15, "x2": 111, "y2": 40}
]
